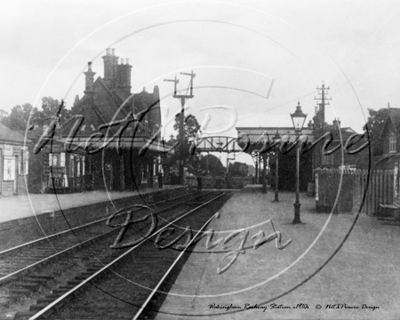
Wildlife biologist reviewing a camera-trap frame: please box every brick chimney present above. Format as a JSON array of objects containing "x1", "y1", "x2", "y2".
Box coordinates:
[
  {"x1": 116, "y1": 57, "x2": 132, "y2": 98},
  {"x1": 102, "y1": 48, "x2": 119, "y2": 88},
  {"x1": 332, "y1": 118, "x2": 341, "y2": 130},
  {"x1": 84, "y1": 62, "x2": 96, "y2": 94}
]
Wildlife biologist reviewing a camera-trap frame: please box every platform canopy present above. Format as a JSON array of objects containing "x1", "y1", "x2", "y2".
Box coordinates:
[
  {"x1": 236, "y1": 126, "x2": 315, "y2": 154},
  {"x1": 58, "y1": 136, "x2": 172, "y2": 153}
]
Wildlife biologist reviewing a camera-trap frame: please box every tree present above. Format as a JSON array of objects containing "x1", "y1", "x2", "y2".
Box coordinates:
[
  {"x1": 36, "y1": 97, "x2": 71, "y2": 125},
  {"x1": 228, "y1": 161, "x2": 249, "y2": 177},
  {"x1": 0, "y1": 109, "x2": 8, "y2": 121},
  {"x1": 162, "y1": 114, "x2": 202, "y2": 182},
  {"x1": 0, "y1": 103, "x2": 40, "y2": 131},
  {"x1": 366, "y1": 108, "x2": 390, "y2": 157},
  {"x1": 199, "y1": 154, "x2": 225, "y2": 176},
  {"x1": 0, "y1": 97, "x2": 70, "y2": 132},
  {"x1": 173, "y1": 114, "x2": 201, "y2": 142},
  {"x1": 173, "y1": 114, "x2": 201, "y2": 174}
]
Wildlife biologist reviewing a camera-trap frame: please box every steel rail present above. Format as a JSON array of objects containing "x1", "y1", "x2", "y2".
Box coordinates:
[
  {"x1": 28, "y1": 192, "x2": 229, "y2": 320},
  {"x1": 131, "y1": 195, "x2": 225, "y2": 320},
  {"x1": 0, "y1": 191, "x2": 198, "y2": 257},
  {"x1": 0, "y1": 192, "x2": 210, "y2": 284}
]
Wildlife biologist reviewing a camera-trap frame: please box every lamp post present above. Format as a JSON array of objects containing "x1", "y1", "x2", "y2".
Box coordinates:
[
  {"x1": 290, "y1": 102, "x2": 307, "y2": 224},
  {"x1": 262, "y1": 153, "x2": 267, "y2": 193},
  {"x1": 273, "y1": 130, "x2": 280, "y2": 202},
  {"x1": 254, "y1": 153, "x2": 258, "y2": 184}
]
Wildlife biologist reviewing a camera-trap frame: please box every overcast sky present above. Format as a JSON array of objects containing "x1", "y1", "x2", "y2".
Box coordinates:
[{"x1": 2, "y1": 0, "x2": 400, "y2": 164}]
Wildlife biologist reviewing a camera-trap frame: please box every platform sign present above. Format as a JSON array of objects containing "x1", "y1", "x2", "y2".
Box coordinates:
[
  {"x1": 4, "y1": 158, "x2": 15, "y2": 181},
  {"x1": 3, "y1": 145, "x2": 13, "y2": 156}
]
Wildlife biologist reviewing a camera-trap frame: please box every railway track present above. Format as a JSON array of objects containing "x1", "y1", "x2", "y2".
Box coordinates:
[
  {"x1": 0, "y1": 191, "x2": 205, "y2": 284},
  {"x1": 0, "y1": 191, "x2": 232, "y2": 320}
]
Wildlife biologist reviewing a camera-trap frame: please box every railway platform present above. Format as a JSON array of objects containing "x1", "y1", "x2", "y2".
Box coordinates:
[
  {"x1": 155, "y1": 185, "x2": 400, "y2": 320},
  {"x1": 0, "y1": 185, "x2": 186, "y2": 250},
  {"x1": 0, "y1": 185, "x2": 180, "y2": 224}
]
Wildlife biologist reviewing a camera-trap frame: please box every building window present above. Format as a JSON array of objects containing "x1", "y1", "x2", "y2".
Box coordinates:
[
  {"x1": 77, "y1": 158, "x2": 81, "y2": 177},
  {"x1": 20, "y1": 150, "x2": 24, "y2": 174},
  {"x1": 52, "y1": 154, "x2": 58, "y2": 167},
  {"x1": 25, "y1": 151, "x2": 29, "y2": 174},
  {"x1": 321, "y1": 153, "x2": 334, "y2": 167},
  {"x1": 389, "y1": 133, "x2": 397, "y2": 153},
  {"x1": 70, "y1": 155, "x2": 75, "y2": 177},
  {"x1": 60, "y1": 153, "x2": 66, "y2": 167},
  {"x1": 4, "y1": 157, "x2": 15, "y2": 181},
  {"x1": 19, "y1": 148, "x2": 29, "y2": 175}
]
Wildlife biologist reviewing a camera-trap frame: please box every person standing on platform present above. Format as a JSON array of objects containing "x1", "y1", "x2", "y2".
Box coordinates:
[
  {"x1": 197, "y1": 172, "x2": 203, "y2": 191},
  {"x1": 158, "y1": 171, "x2": 163, "y2": 189}
]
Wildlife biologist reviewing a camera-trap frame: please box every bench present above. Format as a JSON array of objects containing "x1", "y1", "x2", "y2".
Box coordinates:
[{"x1": 378, "y1": 197, "x2": 400, "y2": 220}]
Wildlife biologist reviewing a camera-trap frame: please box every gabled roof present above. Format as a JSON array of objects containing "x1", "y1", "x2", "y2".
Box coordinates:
[
  {"x1": 389, "y1": 108, "x2": 400, "y2": 129},
  {"x1": 328, "y1": 127, "x2": 357, "y2": 141},
  {"x1": 0, "y1": 123, "x2": 30, "y2": 144},
  {"x1": 341, "y1": 127, "x2": 356, "y2": 133},
  {"x1": 96, "y1": 78, "x2": 125, "y2": 112},
  {"x1": 380, "y1": 108, "x2": 400, "y2": 137}
]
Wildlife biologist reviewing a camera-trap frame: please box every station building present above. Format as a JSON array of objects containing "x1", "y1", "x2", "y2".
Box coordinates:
[
  {"x1": 49, "y1": 48, "x2": 167, "y2": 193},
  {"x1": 0, "y1": 124, "x2": 30, "y2": 196},
  {"x1": 27, "y1": 129, "x2": 89, "y2": 194},
  {"x1": 375, "y1": 108, "x2": 400, "y2": 170}
]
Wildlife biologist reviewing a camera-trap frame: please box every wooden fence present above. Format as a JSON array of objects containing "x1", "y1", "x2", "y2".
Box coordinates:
[{"x1": 316, "y1": 169, "x2": 396, "y2": 215}]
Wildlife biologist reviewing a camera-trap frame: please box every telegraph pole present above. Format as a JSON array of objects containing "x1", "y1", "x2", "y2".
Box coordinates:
[
  {"x1": 164, "y1": 71, "x2": 196, "y2": 185},
  {"x1": 314, "y1": 82, "x2": 332, "y2": 169},
  {"x1": 314, "y1": 82, "x2": 332, "y2": 129}
]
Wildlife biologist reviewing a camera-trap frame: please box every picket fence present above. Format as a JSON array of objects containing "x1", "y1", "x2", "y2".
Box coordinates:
[{"x1": 316, "y1": 168, "x2": 396, "y2": 215}]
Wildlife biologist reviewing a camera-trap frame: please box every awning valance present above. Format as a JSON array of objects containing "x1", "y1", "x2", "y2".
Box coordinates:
[{"x1": 57, "y1": 137, "x2": 172, "y2": 153}]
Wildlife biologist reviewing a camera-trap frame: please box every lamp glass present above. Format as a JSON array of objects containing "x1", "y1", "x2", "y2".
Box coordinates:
[{"x1": 290, "y1": 104, "x2": 307, "y2": 133}]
